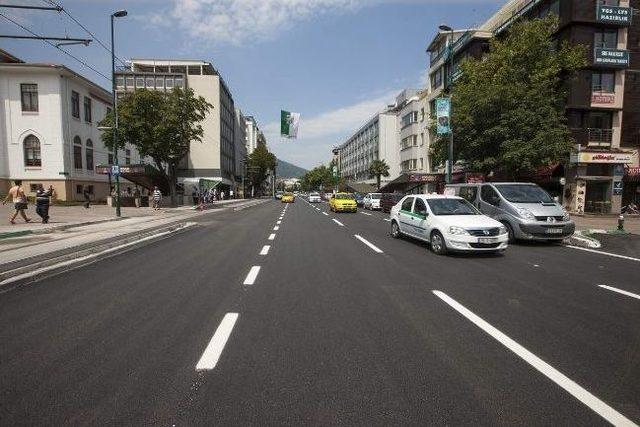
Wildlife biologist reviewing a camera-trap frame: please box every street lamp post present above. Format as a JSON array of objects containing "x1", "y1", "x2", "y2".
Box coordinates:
[
  {"x1": 439, "y1": 24, "x2": 455, "y2": 184},
  {"x1": 110, "y1": 9, "x2": 127, "y2": 217}
]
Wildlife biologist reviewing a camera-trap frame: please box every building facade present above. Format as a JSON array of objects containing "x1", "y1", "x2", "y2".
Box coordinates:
[
  {"x1": 244, "y1": 115, "x2": 260, "y2": 155},
  {"x1": 114, "y1": 59, "x2": 238, "y2": 196},
  {"x1": 397, "y1": 89, "x2": 432, "y2": 185},
  {"x1": 0, "y1": 50, "x2": 143, "y2": 201},
  {"x1": 234, "y1": 108, "x2": 247, "y2": 197}
]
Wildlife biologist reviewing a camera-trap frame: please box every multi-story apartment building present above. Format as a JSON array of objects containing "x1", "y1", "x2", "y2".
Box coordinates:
[
  {"x1": 244, "y1": 116, "x2": 260, "y2": 155},
  {"x1": 426, "y1": 0, "x2": 640, "y2": 213},
  {"x1": 337, "y1": 108, "x2": 399, "y2": 186},
  {"x1": 0, "y1": 49, "x2": 142, "y2": 201},
  {"x1": 234, "y1": 108, "x2": 247, "y2": 197},
  {"x1": 114, "y1": 59, "x2": 238, "y2": 196}
]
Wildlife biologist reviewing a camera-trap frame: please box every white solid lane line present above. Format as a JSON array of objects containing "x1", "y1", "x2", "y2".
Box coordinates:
[
  {"x1": 243, "y1": 266, "x2": 261, "y2": 285},
  {"x1": 354, "y1": 235, "x2": 383, "y2": 253},
  {"x1": 566, "y1": 245, "x2": 640, "y2": 263},
  {"x1": 322, "y1": 212, "x2": 329, "y2": 216},
  {"x1": 332, "y1": 219, "x2": 345, "y2": 227},
  {"x1": 268, "y1": 233, "x2": 276, "y2": 241},
  {"x1": 432, "y1": 290, "x2": 637, "y2": 427},
  {"x1": 260, "y1": 245, "x2": 270, "y2": 255},
  {"x1": 273, "y1": 226, "x2": 280, "y2": 231},
  {"x1": 598, "y1": 285, "x2": 640, "y2": 301},
  {"x1": 361, "y1": 212, "x2": 372, "y2": 216},
  {"x1": 196, "y1": 312, "x2": 239, "y2": 371}
]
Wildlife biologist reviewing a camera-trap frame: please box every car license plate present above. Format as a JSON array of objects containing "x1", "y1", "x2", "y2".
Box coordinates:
[
  {"x1": 478, "y1": 238, "x2": 497, "y2": 244},
  {"x1": 546, "y1": 228, "x2": 563, "y2": 234}
]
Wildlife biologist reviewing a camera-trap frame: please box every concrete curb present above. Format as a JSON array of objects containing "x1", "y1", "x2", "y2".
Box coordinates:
[
  {"x1": 0, "y1": 222, "x2": 197, "y2": 290},
  {"x1": 0, "y1": 217, "x2": 126, "y2": 240},
  {"x1": 566, "y1": 230, "x2": 603, "y2": 249}
]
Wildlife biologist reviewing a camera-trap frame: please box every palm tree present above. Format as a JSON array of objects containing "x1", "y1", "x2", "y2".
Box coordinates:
[{"x1": 369, "y1": 159, "x2": 390, "y2": 190}]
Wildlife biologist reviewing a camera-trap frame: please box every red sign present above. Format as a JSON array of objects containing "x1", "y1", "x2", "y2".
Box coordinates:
[
  {"x1": 626, "y1": 167, "x2": 640, "y2": 176},
  {"x1": 466, "y1": 173, "x2": 485, "y2": 183},
  {"x1": 591, "y1": 94, "x2": 615, "y2": 104}
]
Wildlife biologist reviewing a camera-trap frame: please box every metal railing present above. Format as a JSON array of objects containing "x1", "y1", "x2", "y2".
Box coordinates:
[{"x1": 587, "y1": 128, "x2": 613, "y2": 145}]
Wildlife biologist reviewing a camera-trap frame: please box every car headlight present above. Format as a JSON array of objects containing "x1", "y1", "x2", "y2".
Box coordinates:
[
  {"x1": 515, "y1": 207, "x2": 536, "y2": 220},
  {"x1": 449, "y1": 226, "x2": 469, "y2": 235},
  {"x1": 499, "y1": 226, "x2": 507, "y2": 235}
]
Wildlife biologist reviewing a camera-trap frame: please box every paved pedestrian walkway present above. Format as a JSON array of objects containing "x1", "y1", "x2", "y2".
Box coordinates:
[{"x1": 571, "y1": 214, "x2": 640, "y2": 234}]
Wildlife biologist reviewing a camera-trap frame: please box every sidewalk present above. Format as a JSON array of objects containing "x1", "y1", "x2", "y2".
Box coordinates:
[{"x1": 571, "y1": 214, "x2": 640, "y2": 234}]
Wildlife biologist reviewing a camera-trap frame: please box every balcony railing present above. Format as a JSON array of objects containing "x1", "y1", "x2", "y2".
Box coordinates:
[{"x1": 587, "y1": 128, "x2": 613, "y2": 146}]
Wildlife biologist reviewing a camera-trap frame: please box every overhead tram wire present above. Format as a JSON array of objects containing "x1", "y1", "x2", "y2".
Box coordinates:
[
  {"x1": 41, "y1": 0, "x2": 127, "y2": 68},
  {"x1": 0, "y1": 12, "x2": 111, "y2": 82}
]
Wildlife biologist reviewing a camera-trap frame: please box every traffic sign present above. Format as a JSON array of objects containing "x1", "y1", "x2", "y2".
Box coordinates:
[
  {"x1": 111, "y1": 165, "x2": 120, "y2": 176},
  {"x1": 613, "y1": 181, "x2": 623, "y2": 195}
]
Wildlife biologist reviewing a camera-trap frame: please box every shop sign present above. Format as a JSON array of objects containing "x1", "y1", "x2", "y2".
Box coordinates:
[
  {"x1": 465, "y1": 173, "x2": 485, "y2": 183},
  {"x1": 409, "y1": 173, "x2": 439, "y2": 183},
  {"x1": 626, "y1": 167, "x2": 640, "y2": 176},
  {"x1": 613, "y1": 181, "x2": 623, "y2": 195},
  {"x1": 591, "y1": 93, "x2": 615, "y2": 104},
  {"x1": 594, "y1": 48, "x2": 630, "y2": 67},
  {"x1": 596, "y1": 5, "x2": 632, "y2": 25},
  {"x1": 96, "y1": 164, "x2": 146, "y2": 175},
  {"x1": 570, "y1": 152, "x2": 634, "y2": 164}
]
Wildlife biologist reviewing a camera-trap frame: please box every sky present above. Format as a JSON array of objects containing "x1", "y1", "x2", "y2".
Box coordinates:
[{"x1": 1, "y1": 0, "x2": 504, "y2": 169}]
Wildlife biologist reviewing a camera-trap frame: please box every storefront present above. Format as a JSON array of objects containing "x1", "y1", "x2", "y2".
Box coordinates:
[
  {"x1": 566, "y1": 150, "x2": 635, "y2": 214},
  {"x1": 623, "y1": 167, "x2": 640, "y2": 206}
]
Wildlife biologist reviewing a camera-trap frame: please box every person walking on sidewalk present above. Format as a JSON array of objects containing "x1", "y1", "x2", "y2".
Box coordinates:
[
  {"x1": 133, "y1": 187, "x2": 141, "y2": 208},
  {"x1": 152, "y1": 186, "x2": 162, "y2": 210},
  {"x1": 83, "y1": 187, "x2": 91, "y2": 209},
  {"x1": 230, "y1": 189, "x2": 234, "y2": 199},
  {"x1": 35, "y1": 185, "x2": 55, "y2": 223},
  {"x1": 2, "y1": 180, "x2": 32, "y2": 224}
]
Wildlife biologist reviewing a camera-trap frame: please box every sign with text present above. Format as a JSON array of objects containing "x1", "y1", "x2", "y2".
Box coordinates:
[
  {"x1": 594, "y1": 48, "x2": 630, "y2": 67},
  {"x1": 436, "y1": 98, "x2": 451, "y2": 135},
  {"x1": 596, "y1": 5, "x2": 632, "y2": 25},
  {"x1": 570, "y1": 152, "x2": 633, "y2": 164},
  {"x1": 591, "y1": 93, "x2": 615, "y2": 104},
  {"x1": 111, "y1": 165, "x2": 120, "y2": 176}
]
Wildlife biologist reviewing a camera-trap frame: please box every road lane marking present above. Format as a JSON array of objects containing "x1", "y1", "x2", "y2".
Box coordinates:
[
  {"x1": 277, "y1": 220, "x2": 281, "y2": 224},
  {"x1": 196, "y1": 313, "x2": 239, "y2": 371},
  {"x1": 268, "y1": 233, "x2": 276, "y2": 240},
  {"x1": 383, "y1": 218, "x2": 391, "y2": 222},
  {"x1": 273, "y1": 226, "x2": 280, "y2": 231},
  {"x1": 361, "y1": 212, "x2": 372, "y2": 216},
  {"x1": 322, "y1": 212, "x2": 329, "y2": 216},
  {"x1": 243, "y1": 266, "x2": 261, "y2": 285},
  {"x1": 354, "y1": 235, "x2": 383, "y2": 253},
  {"x1": 260, "y1": 245, "x2": 270, "y2": 256},
  {"x1": 598, "y1": 285, "x2": 640, "y2": 301},
  {"x1": 432, "y1": 290, "x2": 637, "y2": 427},
  {"x1": 566, "y1": 246, "x2": 640, "y2": 263},
  {"x1": 332, "y1": 219, "x2": 345, "y2": 227}
]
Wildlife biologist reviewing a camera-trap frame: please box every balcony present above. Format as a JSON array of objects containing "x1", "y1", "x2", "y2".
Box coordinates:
[{"x1": 587, "y1": 128, "x2": 613, "y2": 147}]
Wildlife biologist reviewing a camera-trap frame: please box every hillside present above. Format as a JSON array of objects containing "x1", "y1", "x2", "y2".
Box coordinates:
[{"x1": 277, "y1": 159, "x2": 307, "y2": 178}]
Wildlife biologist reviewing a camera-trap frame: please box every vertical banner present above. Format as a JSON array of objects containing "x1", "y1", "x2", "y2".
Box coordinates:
[
  {"x1": 280, "y1": 110, "x2": 300, "y2": 139},
  {"x1": 436, "y1": 98, "x2": 451, "y2": 135}
]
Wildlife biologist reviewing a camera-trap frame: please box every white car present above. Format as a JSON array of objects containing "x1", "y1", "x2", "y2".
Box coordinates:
[
  {"x1": 363, "y1": 193, "x2": 382, "y2": 210},
  {"x1": 390, "y1": 194, "x2": 509, "y2": 255},
  {"x1": 308, "y1": 192, "x2": 321, "y2": 203}
]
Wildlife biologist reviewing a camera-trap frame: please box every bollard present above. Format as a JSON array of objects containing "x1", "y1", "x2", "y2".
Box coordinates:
[{"x1": 618, "y1": 214, "x2": 625, "y2": 231}]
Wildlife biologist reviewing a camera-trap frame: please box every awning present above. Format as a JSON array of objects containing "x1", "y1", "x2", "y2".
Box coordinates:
[
  {"x1": 343, "y1": 182, "x2": 377, "y2": 194},
  {"x1": 95, "y1": 163, "x2": 169, "y2": 193}
]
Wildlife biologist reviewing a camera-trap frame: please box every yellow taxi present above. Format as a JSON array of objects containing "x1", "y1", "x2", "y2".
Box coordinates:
[
  {"x1": 329, "y1": 192, "x2": 357, "y2": 213},
  {"x1": 281, "y1": 192, "x2": 295, "y2": 203}
]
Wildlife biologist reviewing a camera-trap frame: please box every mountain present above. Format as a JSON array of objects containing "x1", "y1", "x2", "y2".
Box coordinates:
[{"x1": 277, "y1": 159, "x2": 307, "y2": 178}]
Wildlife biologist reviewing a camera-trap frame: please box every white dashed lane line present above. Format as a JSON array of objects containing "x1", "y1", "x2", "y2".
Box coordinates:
[
  {"x1": 260, "y1": 245, "x2": 270, "y2": 256},
  {"x1": 243, "y1": 266, "x2": 261, "y2": 285},
  {"x1": 361, "y1": 212, "x2": 372, "y2": 216},
  {"x1": 273, "y1": 226, "x2": 279, "y2": 231},
  {"x1": 598, "y1": 285, "x2": 640, "y2": 301},
  {"x1": 383, "y1": 218, "x2": 391, "y2": 222},
  {"x1": 268, "y1": 233, "x2": 276, "y2": 240},
  {"x1": 354, "y1": 235, "x2": 384, "y2": 253},
  {"x1": 432, "y1": 290, "x2": 637, "y2": 427},
  {"x1": 277, "y1": 220, "x2": 281, "y2": 224},
  {"x1": 196, "y1": 313, "x2": 239, "y2": 371},
  {"x1": 322, "y1": 212, "x2": 329, "y2": 216},
  {"x1": 332, "y1": 219, "x2": 345, "y2": 227}
]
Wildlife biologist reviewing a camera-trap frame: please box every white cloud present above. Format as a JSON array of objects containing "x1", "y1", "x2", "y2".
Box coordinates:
[{"x1": 160, "y1": 0, "x2": 369, "y2": 45}]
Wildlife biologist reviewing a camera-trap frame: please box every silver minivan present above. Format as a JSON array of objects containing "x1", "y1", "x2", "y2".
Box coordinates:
[{"x1": 445, "y1": 182, "x2": 575, "y2": 242}]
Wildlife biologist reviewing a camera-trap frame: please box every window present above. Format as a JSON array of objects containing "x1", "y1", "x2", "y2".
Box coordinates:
[
  {"x1": 136, "y1": 77, "x2": 144, "y2": 88},
  {"x1": 86, "y1": 139, "x2": 94, "y2": 171},
  {"x1": 431, "y1": 68, "x2": 443, "y2": 89},
  {"x1": 420, "y1": 158, "x2": 424, "y2": 170},
  {"x1": 21, "y1": 84, "x2": 38, "y2": 112},
  {"x1": 87, "y1": 185, "x2": 94, "y2": 195},
  {"x1": 71, "y1": 91, "x2": 80, "y2": 118},
  {"x1": 156, "y1": 77, "x2": 164, "y2": 89},
  {"x1": 601, "y1": 0, "x2": 619, "y2": 5},
  {"x1": 401, "y1": 135, "x2": 418, "y2": 150},
  {"x1": 73, "y1": 136, "x2": 83, "y2": 169},
  {"x1": 146, "y1": 77, "x2": 155, "y2": 88},
  {"x1": 413, "y1": 198, "x2": 427, "y2": 216},
  {"x1": 401, "y1": 197, "x2": 414, "y2": 211},
  {"x1": 125, "y1": 149, "x2": 131, "y2": 165},
  {"x1": 459, "y1": 186, "x2": 478, "y2": 203},
  {"x1": 126, "y1": 77, "x2": 134, "y2": 88},
  {"x1": 83, "y1": 96, "x2": 92, "y2": 122},
  {"x1": 588, "y1": 111, "x2": 613, "y2": 129},
  {"x1": 481, "y1": 185, "x2": 500, "y2": 205},
  {"x1": 594, "y1": 29, "x2": 618, "y2": 49},
  {"x1": 166, "y1": 78, "x2": 174, "y2": 89},
  {"x1": 23, "y1": 134, "x2": 41, "y2": 166},
  {"x1": 592, "y1": 71, "x2": 615, "y2": 92},
  {"x1": 30, "y1": 183, "x2": 40, "y2": 192},
  {"x1": 401, "y1": 112, "x2": 419, "y2": 128},
  {"x1": 116, "y1": 76, "x2": 124, "y2": 88},
  {"x1": 175, "y1": 77, "x2": 184, "y2": 88},
  {"x1": 76, "y1": 185, "x2": 83, "y2": 194}
]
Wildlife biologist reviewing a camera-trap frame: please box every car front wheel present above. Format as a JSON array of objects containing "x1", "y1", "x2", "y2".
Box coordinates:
[{"x1": 430, "y1": 231, "x2": 448, "y2": 255}]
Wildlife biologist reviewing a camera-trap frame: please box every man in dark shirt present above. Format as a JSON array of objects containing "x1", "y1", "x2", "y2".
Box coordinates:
[{"x1": 36, "y1": 185, "x2": 55, "y2": 223}]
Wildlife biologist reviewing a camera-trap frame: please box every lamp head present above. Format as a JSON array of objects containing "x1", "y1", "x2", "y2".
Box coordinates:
[
  {"x1": 112, "y1": 10, "x2": 128, "y2": 18},
  {"x1": 439, "y1": 24, "x2": 453, "y2": 32}
]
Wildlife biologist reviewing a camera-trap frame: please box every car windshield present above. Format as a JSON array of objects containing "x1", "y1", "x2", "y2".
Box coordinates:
[
  {"x1": 310, "y1": 193, "x2": 319, "y2": 197},
  {"x1": 426, "y1": 198, "x2": 479, "y2": 215},
  {"x1": 335, "y1": 193, "x2": 354, "y2": 200},
  {"x1": 371, "y1": 193, "x2": 382, "y2": 199},
  {"x1": 494, "y1": 184, "x2": 554, "y2": 203}
]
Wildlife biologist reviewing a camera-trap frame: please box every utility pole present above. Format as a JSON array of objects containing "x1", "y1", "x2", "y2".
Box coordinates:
[
  {"x1": 439, "y1": 24, "x2": 455, "y2": 184},
  {"x1": 110, "y1": 10, "x2": 127, "y2": 217}
]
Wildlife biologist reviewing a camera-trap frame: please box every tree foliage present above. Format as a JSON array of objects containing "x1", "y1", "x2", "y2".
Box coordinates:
[
  {"x1": 368, "y1": 159, "x2": 390, "y2": 190},
  {"x1": 300, "y1": 164, "x2": 336, "y2": 192},
  {"x1": 430, "y1": 16, "x2": 586, "y2": 177},
  {"x1": 246, "y1": 143, "x2": 277, "y2": 194},
  {"x1": 100, "y1": 87, "x2": 212, "y2": 206}
]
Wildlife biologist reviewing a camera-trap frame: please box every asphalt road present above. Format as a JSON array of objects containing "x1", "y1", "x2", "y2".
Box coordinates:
[{"x1": 1, "y1": 199, "x2": 639, "y2": 426}]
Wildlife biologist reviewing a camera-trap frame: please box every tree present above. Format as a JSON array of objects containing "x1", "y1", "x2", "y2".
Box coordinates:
[
  {"x1": 101, "y1": 88, "x2": 212, "y2": 206},
  {"x1": 368, "y1": 159, "x2": 390, "y2": 190},
  {"x1": 300, "y1": 164, "x2": 336, "y2": 192},
  {"x1": 430, "y1": 16, "x2": 586, "y2": 178},
  {"x1": 246, "y1": 143, "x2": 276, "y2": 196}
]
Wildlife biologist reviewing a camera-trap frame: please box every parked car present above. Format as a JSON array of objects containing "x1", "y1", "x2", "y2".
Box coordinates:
[
  {"x1": 445, "y1": 182, "x2": 575, "y2": 242},
  {"x1": 381, "y1": 193, "x2": 404, "y2": 213},
  {"x1": 329, "y1": 192, "x2": 357, "y2": 213},
  {"x1": 308, "y1": 192, "x2": 321, "y2": 203},
  {"x1": 363, "y1": 193, "x2": 382, "y2": 210},
  {"x1": 390, "y1": 194, "x2": 508, "y2": 255},
  {"x1": 322, "y1": 192, "x2": 333, "y2": 201}
]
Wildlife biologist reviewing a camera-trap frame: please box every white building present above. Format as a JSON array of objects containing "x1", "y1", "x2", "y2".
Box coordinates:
[
  {"x1": 0, "y1": 49, "x2": 143, "y2": 201},
  {"x1": 234, "y1": 108, "x2": 247, "y2": 196},
  {"x1": 396, "y1": 89, "x2": 431, "y2": 175},
  {"x1": 244, "y1": 115, "x2": 260, "y2": 155}
]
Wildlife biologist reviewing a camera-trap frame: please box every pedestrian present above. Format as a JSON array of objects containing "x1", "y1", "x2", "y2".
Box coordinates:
[
  {"x1": 221, "y1": 190, "x2": 225, "y2": 201},
  {"x1": 230, "y1": 189, "x2": 234, "y2": 199},
  {"x1": 35, "y1": 184, "x2": 55, "y2": 223},
  {"x1": 152, "y1": 186, "x2": 162, "y2": 210},
  {"x1": 213, "y1": 188, "x2": 218, "y2": 201},
  {"x1": 133, "y1": 187, "x2": 141, "y2": 208},
  {"x1": 83, "y1": 187, "x2": 91, "y2": 209},
  {"x1": 192, "y1": 186, "x2": 199, "y2": 206},
  {"x1": 126, "y1": 186, "x2": 132, "y2": 197},
  {"x1": 2, "y1": 179, "x2": 31, "y2": 224}
]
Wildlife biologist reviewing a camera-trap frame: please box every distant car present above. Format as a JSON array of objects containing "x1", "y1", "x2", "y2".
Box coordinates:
[
  {"x1": 363, "y1": 193, "x2": 382, "y2": 210},
  {"x1": 329, "y1": 192, "x2": 357, "y2": 213},
  {"x1": 381, "y1": 193, "x2": 404, "y2": 213},
  {"x1": 281, "y1": 193, "x2": 295, "y2": 203},
  {"x1": 354, "y1": 192, "x2": 365, "y2": 207},
  {"x1": 308, "y1": 192, "x2": 321, "y2": 203},
  {"x1": 275, "y1": 191, "x2": 284, "y2": 200},
  {"x1": 390, "y1": 194, "x2": 508, "y2": 255},
  {"x1": 323, "y1": 193, "x2": 332, "y2": 201}
]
